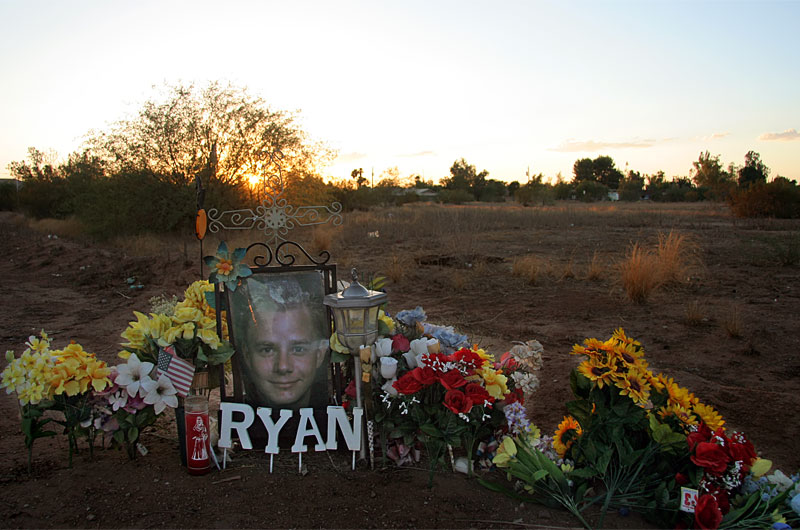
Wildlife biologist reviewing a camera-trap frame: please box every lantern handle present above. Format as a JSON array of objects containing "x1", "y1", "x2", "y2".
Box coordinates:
[{"x1": 351, "y1": 268, "x2": 359, "y2": 283}]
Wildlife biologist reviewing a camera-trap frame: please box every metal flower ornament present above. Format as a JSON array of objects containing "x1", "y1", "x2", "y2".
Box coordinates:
[{"x1": 204, "y1": 242, "x2": 252, "y2": 292}]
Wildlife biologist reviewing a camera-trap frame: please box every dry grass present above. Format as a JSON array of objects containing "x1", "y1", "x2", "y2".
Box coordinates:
[
  {"x1": 618, "y1": 243, "x2": 662, "y2": 304},
  {"x1": 448, "y1": 270, "x2": 469, "y2": 290},
  {"x1": 27, "y1": 216, "x2": 85, "y2": 238},
  {"x1": 685, "y1": 299, "x2": 705, "y2": 326},
  {"x1": 512, "y1": 255, "x2": 542, "y2": 285},
  {"x1": 559, "y1": 257, "x2": 576, "y2": 281},
  {"x1": 723, "y1": 305, "x2": 743, "y2": 338},
  {"x1": 618, "y1": 230, "x2": 700, "y2": 303},
  {"x1": 656, "y1": 230, "x2": 698, "y2": 286},
  {"x1": 384, "y1": 253, "x2": 412, "y2": 283},
  {"x1": 310, "y1": 225, "x2": 339, "y2": 255},
  {"x1": 586, "y1": 251, "x2": 605, "y2": 281}
]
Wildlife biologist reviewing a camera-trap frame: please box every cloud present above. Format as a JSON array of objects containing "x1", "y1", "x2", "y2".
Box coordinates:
[
  {"x1": 759, "y1": 128, "x2": 800, "y2": 141},
  {"x1": 335, "y1": 152, "x2": 368, "y2": 163},
  {"x1": 398, "y1": 150, "x2": 436, "y2": 158},
  {"x1": 549, "y1": 138, "x2": 655, "y2": 152}
]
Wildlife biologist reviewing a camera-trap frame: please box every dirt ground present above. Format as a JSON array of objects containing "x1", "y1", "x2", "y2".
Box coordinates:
[{"x1": 1, "y1": 202, "x2": 799, "y2": 529}]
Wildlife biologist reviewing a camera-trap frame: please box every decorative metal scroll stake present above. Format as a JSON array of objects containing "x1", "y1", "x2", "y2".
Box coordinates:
[{"x1": 206, "y1": 163, "x2": 342, "y2": 266}]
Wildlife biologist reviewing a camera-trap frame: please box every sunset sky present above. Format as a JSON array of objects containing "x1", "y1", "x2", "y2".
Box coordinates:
[{"x1": 1, "y1": 0, "x2": 798, "y2": 184}]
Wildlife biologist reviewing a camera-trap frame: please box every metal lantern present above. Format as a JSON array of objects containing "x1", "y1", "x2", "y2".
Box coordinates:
[
  {"x1": 324, "y1": 269, "x2": 387, "y2": 352},
  {"x1": 323, "y1": 268, "x2": 387, "y2": 462}
]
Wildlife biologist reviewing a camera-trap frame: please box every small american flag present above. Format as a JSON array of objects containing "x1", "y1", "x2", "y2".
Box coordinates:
[{"x1": 157, "y1": 346, "x2": 195, "y2": 398}]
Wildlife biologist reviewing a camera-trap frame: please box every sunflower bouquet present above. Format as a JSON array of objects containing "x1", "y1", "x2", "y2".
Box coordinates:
[{"x1": 484, "y1": 329, "x2": 800, "y2": 530}]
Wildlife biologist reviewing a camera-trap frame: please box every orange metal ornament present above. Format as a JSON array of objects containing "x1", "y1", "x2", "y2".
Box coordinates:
[{"x1": 195, "y1": 209, "x2": 208, "y2": 240}]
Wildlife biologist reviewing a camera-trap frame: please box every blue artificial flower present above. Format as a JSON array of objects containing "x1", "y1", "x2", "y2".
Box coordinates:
[
  {"x1": 203, "y1": 241, "x2": 252, "y2": 292},
  {"x1": 395, "y1": 306, "x2": 427, "y2": 327},
  {"x1": 762, "y1": 493, "x2": 772, "y2": 503},
  {"x1": 791, "y1": 493, "x2": 800, "y2": 516},
  {"x1": 423, "y1": 323, "x2": 469, "y2": 353},
  {"x1": 772, "y1": 523, "x2": 791, "y2": 530}
]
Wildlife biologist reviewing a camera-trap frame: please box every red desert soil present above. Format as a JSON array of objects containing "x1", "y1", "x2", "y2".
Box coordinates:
[{"x1": 1, "y1": 203, "x2": 799, "y2": 529}]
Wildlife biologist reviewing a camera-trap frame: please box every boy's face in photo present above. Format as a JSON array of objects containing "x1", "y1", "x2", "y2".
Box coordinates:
[{"x1": 242, "y1": 306, "x2": 326, "y2": 410}]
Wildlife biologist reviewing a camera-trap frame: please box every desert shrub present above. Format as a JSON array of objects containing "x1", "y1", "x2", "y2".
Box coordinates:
[
  {"x1": 76, "y1": 171, "x2": 196, "y2": 238},
  {"x1": 763, "y1": 233, "x2": 800, "y2": 266},
  {"x1": 723, "y1": 304, "x2": 743, "y2": 338},
  {"x1": 0, "y1": 181, "x2": 18, "y2": 211},
  {"x1": 574, "y1": 180, "x2": 609, "y2": 202},
  {"x1": 17, "y1": 176, "x2": 74, "y2": 219},
  {"x1": 729, "y1": 178, "x2": 800, "y2": 219},
  {"x1": 515, "y1": 182, "x2": 554, "y2": 206},
  {"x1": 438, "y1": 188, "x2": 474, "y2": 204}
]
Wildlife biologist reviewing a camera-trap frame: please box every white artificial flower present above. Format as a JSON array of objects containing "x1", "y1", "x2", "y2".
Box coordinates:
[
  {"x1": 409, "y1": 338, "x2": 429, "y2": 356},
  {"x1": 109, "y1": 388, "x2": 128, "y2": 411},
  {"x1": 768, "y1": 470, "x2": 795, "y2": 492},
  {"x1": 373, "y1": 338, "x2": 393, "y2": 358},
  {"x1": 114, "y1": 355, "x2": 155, "y2": 398},
  {"x1": 381, "y1": 378, "x2": 398, "y2": 397},
  {"x1": 141, "y1": 374, "x2": 179, "y2": 414},
  {"x1": 402, "y1": 351, "x2": 417, "y2": 369},
  {"x1": 380, "y1": 357, "x2": 398, "y2": 379}
]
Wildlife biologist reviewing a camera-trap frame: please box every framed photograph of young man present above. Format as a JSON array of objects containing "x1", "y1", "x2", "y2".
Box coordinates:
[{"x1": 227, "y1": 270, "x2": 330, "y2": 411}]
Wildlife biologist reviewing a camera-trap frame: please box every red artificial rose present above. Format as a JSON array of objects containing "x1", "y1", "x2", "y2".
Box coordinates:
[
  {"x1": 464, "y1": 383, "x2": 493, "y2": 406},
  {"x1": 411, "y1": 366, "x2": 437, "y2": 386},
  {"x1": 344, "y1": 378, "x2": 357, "y2": 398},
  {"x1": 393, "y1": 372, "x2": 423, "y2": 395},
  {"x1": 423, "y1": 352, "x2": 448, "y2": 370},
  {"x1": 439, "y1": 369, "x2": 468, "y2": 390},
  {"x1": 727, "y1": 434, "x2": 756, "y2": 468},
  {"x1": 694, "y1": 494, "x2": 723, "y2": 530},
  {"x1": 715, "y1": 490, "x2": 730, "y2": 515},
  {"x1": 502, "y1": 389, "x2": 523, "y2": 406},
  {"x1": 691, "y1": 442, "x2": 730, "y2": 475},
  {"x1": 674, "y1": 472, "x2": 688, "y2": 485},
  {"x1": 687, "y1": 423, "x2": 712, "y2": 451},
  {"x1": 497, "y1": 351, "x2": 519, "y2": 371},
  {"x1": 391, "y1": 334, "x2": 410, "y2": 353},
  {"x1": 449, "y1": 348, "x2": 483, "y2": 370},
  {"x1": 443, "y1": 389, "x2": 473, "y2": 415}
]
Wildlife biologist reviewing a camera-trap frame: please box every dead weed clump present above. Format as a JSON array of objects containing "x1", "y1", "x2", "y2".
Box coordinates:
[
  {"x1": 512, "y1": 255, "x2": 542, "y2": 285},
  {"x1": 384, "y1": 253, "x2": 412, "y2": 283},
  {"x1": 685, "y1": 299, "x2": 705, "y2": 326},
  {"x1": 28, "y1": 216, "x2": 85, "y2": 239},
  {"x1": 618, "y1": 230, "x2": 700, "y2": 303},
  {"x1": 723, "y1": 305, "x2": 743, "y2": 338},
  {"x1": 618, "y1": 243, "x2": 662, "y2": 303},
  {"x1": 586, "y1": 251, "x2": 605, "y2": 281}
]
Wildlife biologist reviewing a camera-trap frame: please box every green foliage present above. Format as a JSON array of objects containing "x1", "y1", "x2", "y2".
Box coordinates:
[
  {"x1": 75, "y1": 170, "x2": 196, "y2": 238},
  {"x1": 112, "y1": 407, "x2": 157, "y2": 460},
  {"x1": 618, "y1": 172, "x2": 644, "y2": 201},
  {"x1": 737, "y1": 151, "x2": 770, "y2": 189},
  {"x1": 437, "y1": 188, "x2": 474, "y2": 204},
  {"x1": 574, "y1": 180, "x2": 609, "y2": 202},
  {"x1": 692, "y1": 151, "x2": 734, "y2": 200},
  {"x1": 515, "y1": 173, "x2": 555, "y2": 205},
  {"x1": 20, "y1": 402, "x2": 57, "y2": 473},
  {"x1": 0, "y1": 180, "x2": 19, "y2": 211},
  {"x1": 572, "y1": 156, "x2": 623, "y2": 189}
]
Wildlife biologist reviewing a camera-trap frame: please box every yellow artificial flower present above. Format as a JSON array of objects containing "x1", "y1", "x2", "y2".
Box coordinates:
[
  {"x1": 693, "y1": 402, "x2": 725, "y2": 431},
  {"x1": 553, "y1": 416, "x2": 582, "y2": 458},
  {"x1": 657, "y1": 403, "x2": 698, "y2": 428},
  {"x1": 577, "y1": 358, "x2": 615, "y2": 389},
  {"x1": 174, "y1": 306, "x2": 204, "y2": 324},
  {"x1": 611, "y1": 328, "x2": 641, "y2": 349},
  {"x1": 666, "y1": 379, "x2": 698, "y2": 410},
  {"x1": 492, "y1": 436, "x2": 518, "y2": 468},
  {"x1": 476, "y1": 365, "x2": 509, "y2": 399},
  {"x1": 751, "y1": 458, "x2": 772, "y2": 478},
  {"x1": 615, "y1": 367, "x2": 652, "y2": 406},
  {"x1": 378, "y1": 310, "x2": 395, "y2": 335},
  {"x1": 84, "y1": 358, "x2": 111, "y2": 392},
  {"x1": 474, "y1": 347, "x2": 494, "y2": 363},
  {"x1": 196, "y1": 327, "x2": 221, "y2": 349}
]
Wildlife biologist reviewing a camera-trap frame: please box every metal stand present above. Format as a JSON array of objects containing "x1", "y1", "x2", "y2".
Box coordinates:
[{"x1": 353, "y1": 355, "x2": 367, "y2": 461}]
